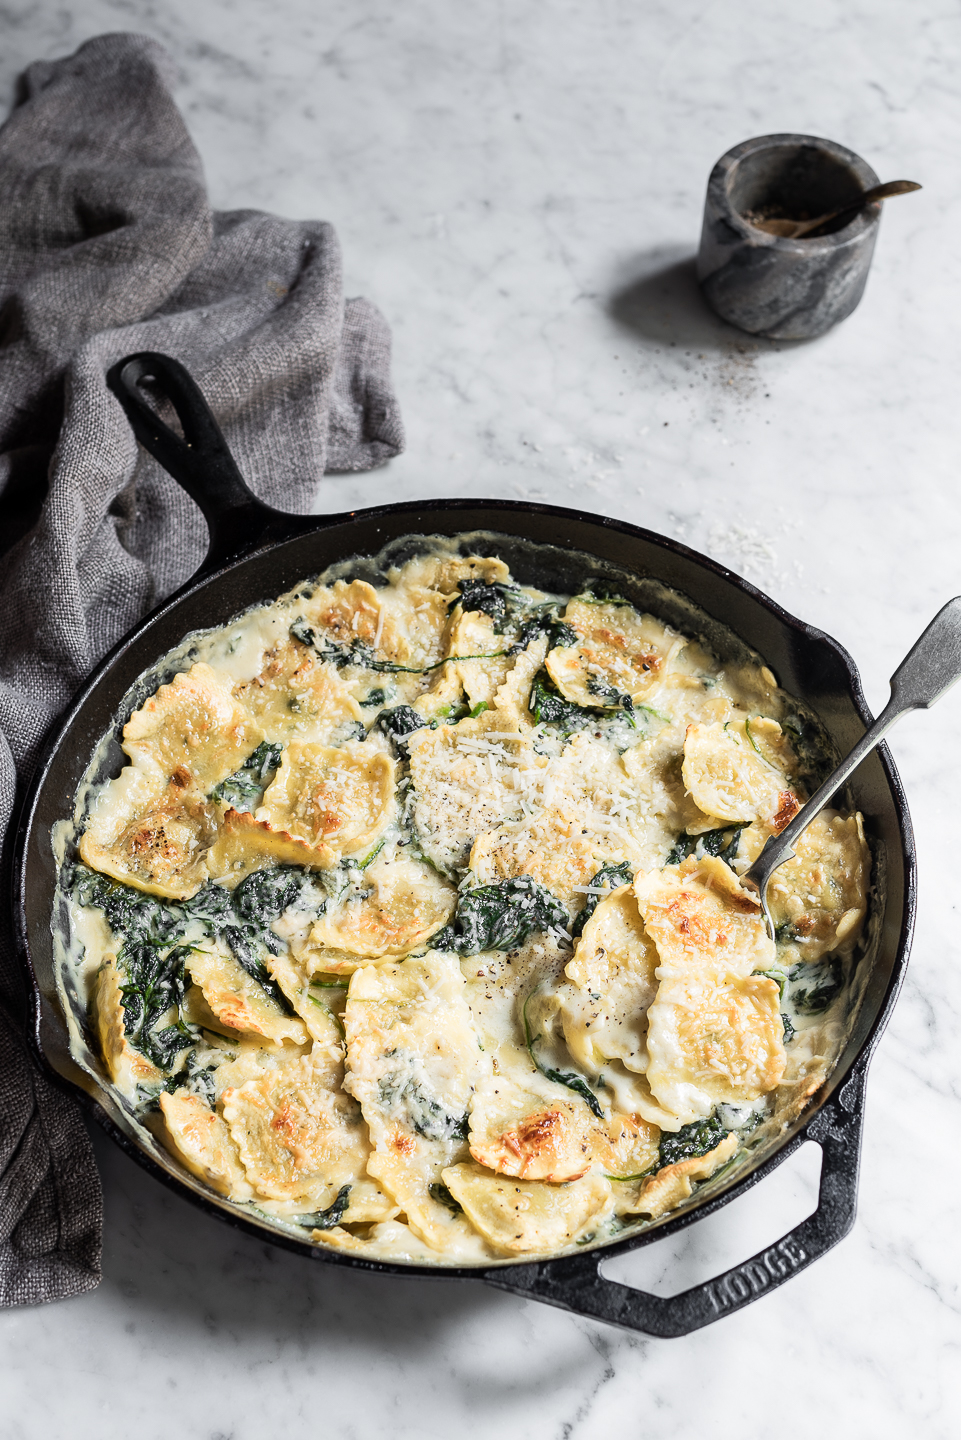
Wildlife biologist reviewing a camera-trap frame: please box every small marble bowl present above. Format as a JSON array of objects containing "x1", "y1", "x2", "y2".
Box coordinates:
[{"x1": 696, "y1": 133, "x2": 881, "y2": 340}]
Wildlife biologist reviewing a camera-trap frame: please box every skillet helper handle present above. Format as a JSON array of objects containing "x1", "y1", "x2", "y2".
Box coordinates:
[
  {"x1": 483, "y1": 1063, "x2": 867, "y2": 1339},
  {"x1": 107, "y1": 351, "x2": 303, "y2": 571}
]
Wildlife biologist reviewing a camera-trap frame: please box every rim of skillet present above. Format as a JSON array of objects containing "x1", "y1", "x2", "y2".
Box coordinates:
[{"x1": 12, "y1": 496, "x2": 917, "y2": 1280}]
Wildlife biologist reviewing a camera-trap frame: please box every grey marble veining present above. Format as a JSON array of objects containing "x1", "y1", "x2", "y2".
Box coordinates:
[
  {"x1": 2, "y1": 1, "x2": 961, "y2": 1436},
  {"x1": 696, "y1": 133, "x2": 881, "y2": 339}
]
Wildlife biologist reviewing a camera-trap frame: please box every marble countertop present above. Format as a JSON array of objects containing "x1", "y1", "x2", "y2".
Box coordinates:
[{"x1": 3, "y1": 2, "x2": 960, "y2": 1435}]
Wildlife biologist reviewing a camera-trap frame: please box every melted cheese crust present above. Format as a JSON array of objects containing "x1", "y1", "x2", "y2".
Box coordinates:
[
  {"x1": 65, "y1": 546, "x2": 871, "y2": 1266},
  {"x1": 259, "y1": 742, "x2": 395, "y2": 856},
  {"x1": 545, "y1": 597, "x2": 679, "y2": 708},
  {"x1": 220, "y1": 1047, "x2": 389, "y2": 1218},
  {"x1": 309, "y1": 852, "x2": 455, "y2": 959},
  {"x1": 682, "y1": 717, "x2": 798, "y2": 827}
]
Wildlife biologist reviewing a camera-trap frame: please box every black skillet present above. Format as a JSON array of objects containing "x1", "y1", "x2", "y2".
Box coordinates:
[{"x1": 12, "y1": 352, "x2": 916, "y2": 1338}]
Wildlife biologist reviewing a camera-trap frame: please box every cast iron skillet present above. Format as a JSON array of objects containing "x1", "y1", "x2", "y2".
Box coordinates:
[{"x1": 13, "y1": 353, "x2": 916, "y2": 1339}]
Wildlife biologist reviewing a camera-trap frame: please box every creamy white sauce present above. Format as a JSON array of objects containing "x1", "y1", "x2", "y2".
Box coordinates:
[{"x1": 51, "y1": 534, "x2": 877, "y2": 1267}]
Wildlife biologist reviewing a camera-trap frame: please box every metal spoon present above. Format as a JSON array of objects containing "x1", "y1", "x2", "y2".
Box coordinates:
[
  {"x1": 743, "y1": 596, "x2": 961, "y2": 935},
  {"x1": 749, "y1": 179, "x2": 921, "y2": 238}
]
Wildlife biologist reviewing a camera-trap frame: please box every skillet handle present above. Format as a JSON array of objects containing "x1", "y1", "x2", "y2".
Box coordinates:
[
  {"x1": 482, "y1": 1061, "x2": 867, "y2": 1339},
  {"x1": 106, "y1": 352, "x2": 314, "y2": 572}
]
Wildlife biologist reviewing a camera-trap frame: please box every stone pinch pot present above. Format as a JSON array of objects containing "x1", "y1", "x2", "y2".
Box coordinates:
[{"x1": 696, "y1": 133, "x2": 882, "y2": 341}]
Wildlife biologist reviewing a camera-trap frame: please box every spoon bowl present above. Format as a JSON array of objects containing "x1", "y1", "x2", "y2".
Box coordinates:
[{"x1": 749, "y1": 179, "x2": 921, "y2": 239}]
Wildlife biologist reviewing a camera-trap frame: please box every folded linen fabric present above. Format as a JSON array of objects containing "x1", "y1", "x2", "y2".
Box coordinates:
[{"x1": 0, "y1": 31, "x2": 404, "y2": 1305}]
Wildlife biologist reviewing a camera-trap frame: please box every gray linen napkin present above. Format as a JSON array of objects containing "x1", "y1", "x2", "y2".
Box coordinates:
[{"x1": 0, "y1": 31, "x2": 404, "y2": 1305}]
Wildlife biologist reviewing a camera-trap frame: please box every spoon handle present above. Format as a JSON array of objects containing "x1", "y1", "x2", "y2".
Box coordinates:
[
  {"x1": 745, "y1": 596, "x2": 961, "y2": 895},
  {"x1": 859, "y1": 179, "x2": 923, "y2": 204},
  {"x1": 811, "y1": 179, "x2": 922, "y2": 231},
  {"x1": 763, "y1": 180, "x2": 922, "y2": 238}
]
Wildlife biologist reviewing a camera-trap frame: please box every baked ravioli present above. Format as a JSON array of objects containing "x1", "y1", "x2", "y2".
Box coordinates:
[{"x1": 59, "y1": 544, "x2": 871, "y2": 1266}]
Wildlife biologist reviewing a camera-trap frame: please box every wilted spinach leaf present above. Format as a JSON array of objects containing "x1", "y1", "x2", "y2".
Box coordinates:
[
  {"x1": 378, "y1": 705, "x2": 428, "y2": 754},
  {"x1": 73, "y1": 864, "x2": 306, "y2": 1047},
  {"x1": 658, "y1": 1114, "x2": 730, "y2": 1167},
  {"x1": 166, "y1": 1055, "x2": 218, "y2": 1106},
  {"x1": 457, "y1": 579, "x2": 509, "y2": 625},
  {"x1": 434, "y1": 876, "x2": 568, "y2": 955},
  {"x1": 585, "y1": 672, "x2": 636, "y2": 720},
  {"x1": 117, "y1": 942, "x2": 195, "y2": 1070},
  {"x1": 576, "y1": 586, "x2": 632, "y2": 606},
  {"x1": 428, "y1": 1182, "x2": 463, "y2": 1214},
  {"x1": 361, "y1": 686, "x2": 390, "y2": 708},
  {"x1": 571, "y1": 860, "x2": 635, "y2": 937},
  {"x1": 296, "y1": 1185, "x2": 352, "y2": 1230},
  {"x1": 181, "y1": 881, "x2": 234, "y2": 931},
  {"x1": 782, "y1": 713, "x2": 833, "y2": 787},
  {"x1": 665, "y1": 826, "x2": 744, "y2": 868},
  {"x1": 376, "y1": 1066, "x2": 470, "y2": 1142},
  {"x1": 528, "y1": 669, "x2": 596, "y2": 730},
  {"x1": 789, "y1": 956, "x2": 844, "y2": 1015},
  {"x1": 455, "y1": 581, "x2": 578, "y2": 658},
  {"x1": 547, "y1": 618, "x2": 579, "y2": 648},
  {"x1": 507, "y1": 610, "x2": 578, "y2": 656},
  {"x1": 222, "y1": 925, "x2": 296, "y2": 1015},
  {"x1": 211, "y1": 741, "x2": 283, "y2": 811},
  {"x1": 522, "y1": 992, "x2": 604, "y2": 1119},
  {"x1": 73, "y1": 867, "x2": 185, "y2": 947},
  {"x1": 234, "y1": 866, "x2": 307, "y2": 930},
  {"x1": 292, "y1": 619, "x2": 512, "y2": 676},
  {"x1": 290, "y1": 619, "x2": 405, "y2": 673}
]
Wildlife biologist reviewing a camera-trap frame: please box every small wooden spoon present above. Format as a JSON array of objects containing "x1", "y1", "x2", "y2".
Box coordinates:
[{"x1": 749, "y1": 179, "x2": 921, "y2": 238}]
